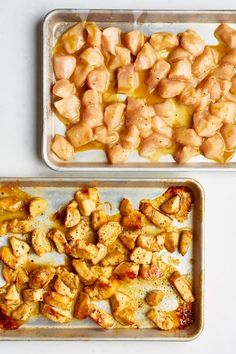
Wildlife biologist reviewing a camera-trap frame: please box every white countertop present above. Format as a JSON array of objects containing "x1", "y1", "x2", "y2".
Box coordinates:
[{"x1": 0, "y1": 0, "x2": 236, "y2": 353}]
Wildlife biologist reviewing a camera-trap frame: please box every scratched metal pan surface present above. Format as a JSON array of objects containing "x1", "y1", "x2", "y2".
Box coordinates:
[
  {"x1": 42, "y1": 9, "x2": 236, "y2": 173},
  {"x1": 0, "y1": 178, "x2": 204, "y2": 341}
]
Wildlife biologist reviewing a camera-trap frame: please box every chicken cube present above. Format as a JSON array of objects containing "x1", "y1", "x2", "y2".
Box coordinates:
[
  {"x1": 0, "y1": 246, "x2": 26, "y2": 270},
  {"x1": 29, "y1": 197, "x2": 47, "y2": 217},
  {"x1": 87, "y1": 66, "x2": 109, "y2": 92},
  {"x1": 102, "y1": 27, "x2": 121, "y2": 55},
  {"x1": 11, "y1": 303, "x2": 34, "y2": 322},
  {"x1": 130, "y1": 247, "x2": 152, "y2": 265},
  {"x1": 0, "y1": 197, "x2": 23, "y2": 212},
  {"x1": 89, "y1": 304, "x2": 115, "y2": 329},
  {"x1": 67, "y1": 122, "x2": 93, "y2": 148},
  {"x1": 85, "y1": 22, "x2": 102, "y2": 47},
  {"x1": 175, "y1": 128, "x2": 202, "y2": 147},
  {"x1": 28, "y1": 266, "x2": 55, "y2": 289},
  {"x1": 179, "y1": 230, "x2": 193, "y2": 256},
  {"x1": 2, "y1": 264, "x2": 17, "y2": 284},
  {"x1": 72, "y1": 259, "x2": 97, "y2": 285},
  {"x1": 154, "y1": 99, "x2": 175, "y2": 118},
  {"x1": 146, "y1": 59, "x2": 171, "y2": 93},
  {"x1": 200, "y1": 76, "x2": 230, "y2": 102},
  {"x1": 110, "y1": 292, "x2": 136, "y2": 326},
  {"x1": 145, "y1": 290, "x2": 165, "y2": 306},
  {"x1": 221, "y1": 123, "x2": 236, "y2": 150},
  {"x1": 64, "y1": 200, "x2": 81, "y2": 228},
  {"x1": 79, "y1": 47, "x2": 104, "y2": 66},
  {"x1": 98, "y1": 221, "x2": 122, "y2": 246},
  {"x1": 215, "y1": 23, "x2": 236, "y2": 48},
  {"x1": 7, "y1": 218, "x2": 32, "y2": 233},
  {"x1": 151, "y1": 117, "x2": 173, "y2": 139},
  {"x1": 54, "y1": 277, "x2": 75, "y2": 299},
  {"x1": 210, "y1": 101, "x2": 236, "y2": 124},
  {"x1": 74, "y1": 292, "x2": 92, "y2": 320},
  {"x1": 67, "y1": 239, "x2": 98, "y2": 260},
  {"x1": 82, "y1": 103, "x2": 104, "y2": 129},
  {"x1": 56, "y1": 266, "x2": 79, "y2": 290},
  {"x1": 104, "y1": 102, "x2": 126, "y2": 133},
  {"x1": 52, "y1": 79, "x2": 76, "y2": 98},
  {"x1": 82, "y1": 89, "x2": 102, "y2": 106},
  {"x1": 193, "y1": 111, "x2": 222, "y2": 138},
  {"x1": 51, "y1": 134, "x2": 74, "y2": 161},
  {"x1": 47, "y1": 229, "x2": 67, "y2": 253},
  {"x1": 100, "y1": 250, "x2": 127, "y2": 266},
  {"x1": 22, "y1": 288, "x2": 45, "y2": 302},
  {"x1": 91, "y1": 209, "x2": 107, "y2": 230},
  {"x1": 160, "y1": 195, "x2": 180, "y2": 214},
  {"x1": 15, "y1": 268, "x2": 29, "y2": 290},
  {"x1": 73, "y1": 63, "x2": 94, "y2": 87},
  {"x1": 5, "y1": 284, "x2": 21, "y2": 305},
  {"x1": 168, "y1": 46, "x2": 193, "y2": 63},
  {"x1": 174, "y1": 146, "x2": 199, "y2": 164},
  {"x1": 168, "y1": 59, "x2": 192, "y2": 81},
  {"x1": 212, "y1": 63, "x2": 235, "y2": 80},
  {"x1": 107, "y1": 144, "x2": 130, "y2": 164},
  {"x1": 164, "y1": 231, "x2": 179, "y2": 253},
  {"x1": 169, "y1": 271, "x2": 194, "y2": 302},
  {"x1": 123, "y1": 30, "x2": 145, "y2": 55},
  {"x1": 66, "y1": 219, "x2": 91, "y2": 241},
  {"x1": 149, "y1": 32, "x2": 179, "y2": 51},
  {"x1": 157, "y1": 79, "x2": 186, "y2": 98},
  {"x1": 54, "y1": 95, "x2": 80, "y2": 123},
  {"x1": 84, "y1": 276, "x2": 117, "y2": 300},
  {"x1": 134, "y1": 43, "x2": 156, "y2": 71},
  {"x1": 181, "y1": 29, "x2": 205, "y2": 57},
  {"x1": 122, "y1": 210, "x2": 145, "y2": 230},
  {"x1": 91, "y1": 265, "x2": 113, "y2": 279},
  {"x1": 117, "y1": 64, "x2": 139, "y2": 93},
  {"x1": 75, "y1": 187, "x2": 99, "y2": 216},
  {"x1": 44, "y1": 290, "x2": 72, "y2": 311},
  {"x1": 147, "y1": 309, "x2": 174, "y2": 330},
  {"x1": 109, "y1": 46, "x2": 131, "y2": 70},
  {"x1": 139, "y1": 263, "x2": 162, "y2": 280},
  {"x1": 62, "y1": 22, "x2": 85, "y2": 54},
  {"x1": 41, "y1": 303, "x2": 72, "y2": 323},
  {"x1": 201, "y1": 133, "x2": 225, "y2": 160},
  {"x1": 113, "y1": 262, "x2": 139, "y2": 280},
  {"x1": 137, "y1": 234, "x2": 165, "y2": 252},
  {"x1": 53, "y1": 55, "x2": 76, "y2": 79},
  {"x1": 140, "y1": 202, "x2": 172, "y2": 228},
  {"x1": 9, "y1": 237, "x2": 30, "y2": 257},
  {"x1": 120, "y1": 125, "x2": 141, "y2": 150},
  {"x1": 140, "y1": 133, "x2": 172, "y2": 157},
  {"x1": 31, "y1": 229, "x2": 51, "y2": 257},
  {"x1": 192, "y1": 46, "x2": 219, "y2": 79},
  {"x1": 119, "y1": 229, "x2": 141, "y2": 250}
]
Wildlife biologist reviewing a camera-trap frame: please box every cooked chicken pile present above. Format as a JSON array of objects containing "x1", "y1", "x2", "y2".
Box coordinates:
[
  {"x1": 51, "y1": 22, "x2": 236, "y2": 164},
  {"x1": 0, "y1": 186, "x2": 194, "y2": 330}
]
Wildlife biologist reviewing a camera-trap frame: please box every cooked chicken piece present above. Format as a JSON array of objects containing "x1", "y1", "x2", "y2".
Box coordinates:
[
  {"x1": 84, "y1": 276, "x2": 117, "y2": 300},
  {"x1": 145, "y1": 290, "x2": 165, "y2": 306},
  {"x1": 22, "y1": 288, "x2": 45, "y2": 302},
  {"x1": 174, "y1": 146, "x2": 200, "y2": 163},
  {"x1": 110, "y1": 292, "x2": 136, "y2": 326},
  {"x1": 175, "y1": 128, "x2": 202, "y2": 147},
  {"x1": 98, "y1": 221, "x2": 122, "y2": 247},
  {"x1": 82, "y1": 103, "x2": 104, "y2": 128},
  {"x1": 201, "y1": 133, "x2": 225, "y2": 160},
  {"x1": 85, "y1": 23, "x2": 102, "y2": 47},
  {"x1": 104, "y1": 102, "x2": 126, "y2": 133},
  {"x1": 160, "y1": 195, "x2": 180, "y2": 214},
  {"x1": 119, "y1": 198, "x2": 133, "y2": 216},
  {"x1": 89, "y1": 304, "x2": 115, "y2": 329},
  {"x1": 178, "y1": 83, "x2": 202, "y2": 107},
  {"x1": 130, "y1": 247, "x2": 152, "y2": 264},
  {"x1": 139, "y1": 263, "x2": 162, "y2": 280},
  {"x1": 193, "y1": 111, "x2": 222, "y2": 137},
  {"x1": 231, "y1": 74, "x2": 236, "y2": 94},
  {"x1": 122, "y1": 210, "x2": 145, "y2": 230},
  {"x1": 11, "y1": 303, "x2": 34, "y2": 322},
  {"x1": 80, "y1": 47, "x2": 104, "y2": 66},
  {"x1": 140, "y1": 133, "x2": 172, "y2": 157},
  {"x1": 52, "y1": 79, "x2": 76, "y2": 98},
  {"x1": 91, "y1": 265, "x2": 113, "y2": 279},
  {"x1": 87, "y1": 66, "x2": 109, "y2": 92},
  {"x1": 221, "y1": 123, "x2": 236, "y2": 150},
  {"x1": 149, "y1": 32, "x2": 179, "y2": 51},
  {"x1": 212, "y1": 63, "x2": 235, "y2": 80},
  {"x1": 113, "y1": 262, "x2": 139, "y2": 280},
  {"x1": 67, "y1": 239, "x2": 98, "y2": 260},
  {"x1": 74, "y1": 292, "x2": 91, "y2": 320},
  {"x1": 41, "y1": 303, "x2": 72, "y2": 323},
  {"x1": 109, "y1": 46, "x2": 131, "y2": 70},
  {"x1": 44, "y1": 290, "x2": 72, "y2": 311},
  {"x1": 146, "y1": 59, "x2": 171, "y2": 93},
  {"x1": 140, "y1": 202, "x2": 172, "y2": 228},
  {"x1": 152, "y1": 117, "x2": 173, "y2": 138},
  {"x1": 125, "y1": 109, "x2": 153, "y2": 137},
  {"x1": 168, "y1": 59, "x2": 192, "y2": 82},
  {"x1": 192, "y1": 46, "x2": 219, "y2": 79},
  {"x1": 15, "y1": 268, "x2": 28, "y2": 290},
  {"x1": 91, "y1": 210, "x2": 107, "y2": 230},
  {"x1": 137, "y1": 234, "x2": 165, "y2": 252},
  {"x1": 29, "y1": 197, "x2": 47, "y2": 217},
  {"x1": 123, "y1": 30, "x2": 145, "y2": 55},
  {"x1": 157, "y1": 79, "x2": 186, "y2": 98},
  {"x1": 72, "y1": 259, "x2": 97, "y2": 285},
  {"x1": 147, "y1": 309, "x2": 174, "y2": 330},
  {"x1": 153, "y1": 99, "x2": 175, "y2": 118},
  {"x1": 64, "y1": 200, "x2": 81, "y2": 228},
  {"x1": 168, "y1": 46, "x2": 193, "y2": 63},
  {"x1": 75, "y1": 187, "x2": 99, "y2": 216},
  {"x1": 2, "y1": 264, "x2": 17, "y2": 284},
  {"x1": 107, "y1": 144, "x2": 130, "y2": 164},
  {"x1": 200, "y1": 76, "x2": 231, "y2": 102},
  {"x1": 164, "y1": 231, "x2": 179, "y2": 253},
  {"x1": 82, "y1": 89, "x2": 102, "y2": 106},
  {"x1": 0, "y1": 220, "x2": 8, "y2": 236},
  {"x1": 102, "y1": 27, "x2": 121, "y2": 55},
  {"x1": 5, "y1": 284, "x2": 21, "y2": 305},
  {"x1": 47, "y1": 229, "x2": 67, "y2": 253},
  {"x1": 66, "y1": 219, "x2": 91, "y2": 241},
  {"x1": 119, "y1": 229, "x2": 141, "y2": 250},
  {"x1": 9, "y1": 237, "x2": 30, "y2": 257},
  {"x1": 181, "y1": 29, "x2": 205, "y2": 57},
  {"x1": 54, "y1": 277, "x2": 75, "y2": 299},
  {"x1": 56, "y1": 266, "x2": 79, "y2": 290},
  {"x1": 169, "y1": 271, "x2": 194, "y2": 302},
  {"x1": 0, "y1": 246, "x2": 26, "y2": 270},
  {"x1": 28, "y1": 266, "x2": 55, "y2": 289},
  {"x1": 67, "y1": 122, "x2": 93, "y2": 148},
  {"x1": 0, "y1": 197, "x2": 23, "y2": 212},
  {"x1": 53, "y1": 55, "x2": 76, "y2": 79},
  {"x1": 117, "y1": 64, "x2": 139, "y2": 93},
  {"x1": 94, "y1": 125, "x2": 119, "y2": 145},
  {"x1": 62, "y1": 22, "x2": 85, "y2": 54},
  {"x1": 73, "y1": 63, "x2": 94, "y2": 87},
  {"x1": 134, "y1": 42, "x2": 156, "y2": 71},
  {"x1": 126, "y1": 96, "x2": 146, "y2": 112},
  {"x1": 210, "y1": 101, "x2": 236, "y2": 124},
  {"x1": 51, "y1": 134, "x2": 74, "y2": 161},
  {"x1": 120, "y1": 125, "x2": 141, "y2": 150},
  {"x1": 179, "y1": 230, "x2": 193, "y2": 256},
  {"x1": 7, "y1": 218, "x2": 32, "y2": 233},
  {"x1": 215, "y1": 23, "x2": 236, "y2": 48},
  {"x1": 54, "y1": 95, "x2": 80, "y2": 123},
  {"x1": 31, "y1": 229, "x2": 51, "y2": 257},
  {"x1": 100, "y1": 250, "x2": 127, "y2": 267}
]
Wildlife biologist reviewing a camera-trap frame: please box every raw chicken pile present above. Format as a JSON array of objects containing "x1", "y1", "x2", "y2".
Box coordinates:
[{"x1": 51, "y1": 23, "x2": 236, "y2": 164}]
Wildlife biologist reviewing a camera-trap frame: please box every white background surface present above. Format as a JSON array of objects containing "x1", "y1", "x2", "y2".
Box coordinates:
[{"x1": 0, "y1": 0, "x2": 236, "y2": 353}]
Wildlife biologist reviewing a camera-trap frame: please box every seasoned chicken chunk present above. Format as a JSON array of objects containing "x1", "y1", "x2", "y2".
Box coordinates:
[
  {"x1": 168, "y1": 46, "x2": 193, "y2": 63},
  {"x1": 192, "y1": 46, "x2": 219, "y2": 79},
  {"x1": 54, "y1": 95, "x2": 80, "y2": 123},
  {"x1": 87, "y1": 66, "x2": 109, "y2": 92},
  {"x1": 53, "y1": 55, "x2": 76, "y2": 79},
  {"x1": 221, "y1": 123, "x2": 236, "y2": 150},
  {"x1": 85, "y1": 23, "x2": 102, "y2": 47},
  {"x1": 74, "y1": 292, "x2": 92, "y2": 320},
  {"x1": 0, "y1": 246, "x2": 26, "y2": 270},
  {"x1": 41, "y1": 303, "x2": 72, "y2": 323},
  {"x1": 5, "y1": 284, "x2": 21, "y2": 305},
  {"x1": 175, "y1": 128, "x2": 202, "y2": 147},
  {"x1": 137, "y1": 234, "x2": 164, "y2": 252},
  {"x1": 98, "y1": 221, "x2": 122, "y2": 246},
  {"x1": 210, "y1": 101, "x2": 236, "y2": 124},
  {"x1": 212, "y1": 63, "x2": 234, "y2": 80},
  {"x1": 79, "y1": 47, "x2": 104, "y2": 66},
  {"x1": 120, "y1": 125, "x2": 141, "y2": 150},
  {"x1": 200, "y1": 76, "x2": 230, "y2": 102},
  {"x1": 150, "y1": 32, "x2": 179, "y2": 51},
  {"x1": 179, "y1": 230, "x2": 193, "y2": 256},
  {"x1": 110, "y1": 292, "x2": 136, "y2": 326},
  {"x1": 2, "y1": 264, "x2": 17, "y2": 284},
  {"x1": 29, "y1": 197, "x2": 47, "y2": 218},
  {"x1": 174, "y1": 146, "x2": 199, "y2": 164},
  {"x1": 146, "y1": 59, "x2": 171, "y2": 93},
  {"x1": 91, "y1": 265, "x2": 113, "y2": 279},
  {"x1": 9, "y1": 237, "x2": 30, "y2": 257},
  {"x1": 119, "y1": 229, "x2": 141, "y2": 250},
  {"x1": 67, "y1": 239, "x2": 98, "y2": 260},
  {"x1": 215, "y1": 23, "x2": 236, "y2": 48},
  {"x1": 169, "y1": 271, "x2": 194, "y2": 302},
  {"x1": 67, "y1": 122, "x2": 93, "y2": 148},
  {"x1": 75, "y1": 187, "x2": 99, "y2": 216},
  {"x1": 140, "y1": 133, "x2": 172, "y2": 157},
  {"x1": 157, "y1": 79, "x2": 186, "y2": 98},
  {"x1": 164, "y1": 231, "x2": 179, "y2": 253},
  {"x1": 62, "y1": 22, "x2": 85, "y2": 54},
  {"x1": 44, "y1": 290, "x2": 72, "y2": 311},
  {"x1": 7, "y1": 218, "x2": 32, "y2": 233},
  {"x1": 109, "y1": 46, "x2": 131, "y2": 70},
  {"x1": 102, "y1": 27, "x2": 121, "y2": 55},
  {"x1": 145, "y1": 290, "x2": 165, "y2": 306},
  {"x1": 15, "y1": 268, "x2": 28, "y2": 290},
  {"x1": 193, "y1": 111, "x2": 222, "y2": 138},
  {"x1": 72, "y1": 259, "x2": 97, "y2": 285},
  {"x1": 117, "y1": 64, "x2": 139, "y2": 93},
  {"x1": 91, "y1": 209, "x2": 107, "y2": 230},
  {"x1": 140, "y1": 202, "x2": 172, "y2": 228},
  {"x1": 89, "y1": 304, "x2": 115, "y2": 329},
  {"x1": 66, "y1": 219, "x2": 91, "y2": 241},
  {"x1": 22, "y1": 288, "x2": 45, "y2": 302},
  {"x1": 181, "y1": 30, "x2": 205, "y2": 57},
  {"x1": 169, "y1": 59, "x2": 192, "y2": 81},
  {"x1": 153, "y1": 99, "x2": 175, "y2": 118},
  {"x1": 104, "y1": 102, "x2": 126, "y2": 133},
  {"x1": 47, "y1": 229, "x2": 67, "y2": 253},
  {"x1": 73, "y1": 63, "x2": 94, "y2": 87},
  {"x1": 134, "y1": 42, "x2": 156, "y2": 71},
  {"x1": 28, "y1": 266, "x2": 55, "y2": 289},
  {"x1": 11, "y1": 303, "x2": 34, "y2": 322},
  {"x1": 139, "y1": 263, "x2": 162, "y2": 280},
  {"x1": 82, "y1": 103, "x2": 103, "y2": 128},
  {"x1": 54, "y1": 277, "x2": 75, "y2": 299},
  {"x1": 130, "y1": 247, "x2": 152, "y2": 265},
  {"x1": 122, "y1": 210, "x2": 145, "y2": 230},
  {"x1": 160, "y1": 195, "x2": 180, "y2": 214},
  {"x1": 51, "y1": 134, "x2": 74, "y2": 161},
  {"x1": 64, "y1": 200, "x2": 81, "y2": 228},
  {"x1": 0, "y1": 197, "x2": 23, "y2": 212},
  {"x1": 100, "y1": 250, "x2": 127, "y2": 266},
  {"x1": 123, "y1": 30, "x2": 145, "y2": 55},
  {"x1": 84, "y1": 276, "x2": 117, "y2": 300},
  {"x1": 56, "y1": 266, "x2": 79, "y2": 290},
  {"x1": 82, "y1": 89, "x2": 102, "y2": 106},
  {"x1": 147, "y1": 309, "x2": 175, "y2": 330},
  {"x1": 94, "y1": 125, "x2": 119, "y2": 145},
  {"x1": 52, "y1": 79, "x2": 76, "y2": 98},
  {"x1": 113, "y1": 262, "x2": 139, "y2": 280},
  {"x1": 31, "y1": 229, "x2": 51, "y2": 257},
  {"x1": 152, "y1": 117, "x2": 173, "y2": 139},
  {"x1": 201, "y1": 133, "x2": 225, "y2": 160},
  {"x1": 107, "y1": 144, "x2": 130, "y2": 164}
]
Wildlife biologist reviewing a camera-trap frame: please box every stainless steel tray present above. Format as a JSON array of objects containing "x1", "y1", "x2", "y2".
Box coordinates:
[
  {"x1": 43, "y1": 9, "x2": 236, "y2": 173},
  {"x1": 0, "y1": 178, "x2": 204, "y2": 341}
]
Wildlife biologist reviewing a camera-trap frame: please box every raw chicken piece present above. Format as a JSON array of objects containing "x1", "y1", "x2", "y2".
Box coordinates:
[
  {"x1": 82, "y1": 104, "x2": 104, "y2": 128},
  {"x1": 210, "y1": 101, "x2": 236, "y2": 124},
  {"x1": 168, "y1": 59, "x2": 192, "y2": 81},
  {"x1": 52, "y1": 79, "x2": 76, "y2": 98},
  {"x1": 102, "y1": 27, "x2": 121, "y2": 55},
  {"x1": 140, "y1": 133, "x2": 171, "y2": 157},
  {"x1": 54, "y1": 95, "x2": 80, "y2": 123},
  {"x1": 174, "y1": 146, "x2": 199, "y2": 164},
  {"x1": 85, "y1": 23, "x2": 102, "y2": 47},
  {"x1": 117, "y1": 64, "x2": 139, "y2": 93},
  {"x1": 215, "y1": 24, "x2": 236, "y2": 48},
  {"x1": 134, "y1": 43, "x2": 156, "y2": 71},
  {"x1": 149, "y1": 32, "x2": 179, "y2": 51},
  {"x1": 79, "y1": 47, "x2": 104, "y2": 66},
  {"x1": 168, "y1": 46, "x2": 193, "y2": 63},
  {"x1": 120, "y1": 125, "x2": 141, "y2": 150},
  {"x1": 175, "y1": 128, "x2": 202, "y2": 146},
  {"x1": 53, "y1": 55, "x2": 76, "y2": 79},
  {"x1": 67, "y1": 122, "x2": 93, "y2": 148},
  {"x1": 157, "y1": 79, "x2": 186, "y2": 98},
  {"x1": 201, "y1": 133, "x2": 225, "y2": 159},
  {"x1": 87, "y1": 66, "x2": 109, "y2": 92},
  {"x1": 107, "y1": 144, "x2": 130, "y2": 163},
  {"x1": 109, "y1": 46, "x2": 131, "y2": 70},
  {"x1": 123, "y1": 30, "x2": 145, "y2": 55},
  {"x1": 62, "y1": 22, "x2": 85, "y2": 54},
  {"x1": 146, "y1": 59, "x2": 171, "y2": 93},
  {"x1": 152, "y1": 117, "x2": 173, "y2": 138},
  {"x1": 51, "y1": 135, "x2": 74, "y2": 161},
  {"x1": 193, "y1": 111, "x2": 222, "y2": 137},
  {"x1": 181, "y1": 29, "x2": 205, "y2": 57},
  {"x1": 220, "y1": 124, "x2": 236, "y2": 150},
  {"x1": 222, "y1": 49, "x2": 236, "y2": 66},
  {"x1": 104, "y1": 102, "x2": 126, "y2": 133},
  {"x1": 73, "y1": 64, "x2": 94, "y2": 87},
  {"x1": 82, "y1": 90, "x2": 102, "y2": 106},
  {"x1": 192, "y1": 46, "x2": 219, "y2": 79}
]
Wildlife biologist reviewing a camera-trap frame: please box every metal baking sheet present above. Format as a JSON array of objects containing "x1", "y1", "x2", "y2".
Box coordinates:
[
  {"x1": 0, "y1": 178, "x2": 204, "y2": 341},
  {"x1": 43, "y1": 9, "x2": 236, "y2": 173}
]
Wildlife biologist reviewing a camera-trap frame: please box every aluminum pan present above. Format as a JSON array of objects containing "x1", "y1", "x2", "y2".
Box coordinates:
[
  {"x1": 43, "y1": 9, "x2": 236, "y2": 172},
  {"x1": 0, "y1": 177, "x2": 204, "y2": 341}
]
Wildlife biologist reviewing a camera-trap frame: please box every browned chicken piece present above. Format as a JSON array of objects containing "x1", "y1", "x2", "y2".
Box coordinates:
[
  {"x1": 140, "y1": 133, "x2": 172, "y2": 157},
  {"x1": 102, "y1": 27, "x2": 121, "y2": 55},
  {"x1": 53, "y1": 55, "x2": 76, "y2": 79},
  {"x1": 117, "y1": 64, "x2": 139, "y2": 93},
  {"x1": 119, "y1": 198, "x2": 133, "y2": 216},
  {"x1": 139, "y1": 263, "x2": 162, "y2": 280},
  {"x1": 91, "y1": 209, "x2": 107, "y2": 230},
  {"x1": 28, "y1": 266, "x2": 55, "y2": 289},
  {"x1": 120, "y1": 125, "x2": 141, "y2": 150},
  {"x1": 75, "y1": 187, "x2": 99, "y2": 216},
  {"x1": 5, "y1": 284, "x2": 21, "y2": 305},
  {"x1": 119, "y1": 229, "x2": 141, "y2": 250},
  {"x1": 137, "y1": 234, "x2": 165, "y2": 252},
  {"x1": 0, "y1": 220, "x2": 8, "y2": 236},
  {"x1": 82, "y1": 89, "x2": 102, "y2": 106},
  {"x1": 109, "y1": 46, "x2": 131, "y2": 70},
  {"x1": 153, "y1": 99, "x2": 175, "y2": 118},
  {"x1": 67, "y1": 122, "x2": 94, "y2": 148},
  {"x1": 215, "y1": 23, "x2": 236, "y2": 48},
  {"x1": 72, "y1": 259, "x2": 97, "y2": 285},
  {"x1": 104, "y1": 102, "x2": 126, "y2": 133},
  {"x1": 164, "y1": 231, "x2": 179, "y2": 253},
  {"x1": 89, "y1": 304, "x2": 115, "y2": 329},
  {"x1": 29, "y1": 197, "x2": 47, "y2": 217},
  {"x1": 145, "y1": 290, "x2": 165, "y2": 306},
  {"x1": 0, "y1": 197, "x2": 23, "y2": 212},
  {"x1": 110, "y1": 292, "x2": 136, "y2": 326},
  {"x1": 98, "y1": 221, "x2": 122, "y2": 246},
  {"x1": 44, "y1": 290, "x2": 72, "y2": 311},
  {"x1": 210, "y1": 101, "x2": 236, "y2": 124},
  {"x1": 113, "y1": 262, "x2": 139, "y2": 280},
  {"x1": 0, "y1": 246, "x2": 26, "y2": 270},
  {"x1": 152, "y1": 117, "x2": 173, "y2": 139},
  {"x1": 64, "y1": 200, "x2": 81, "y2": 228},
  {"x1": 201, "y1": 133, "x2": 225, "y2": 160},
  {"x1": 54, "y1": 95, "x2": 80, "y2": 123},
  {"x1": 84, "y1": 276, "x2": 117, "y2": 300},
  {"x1": 66, "y1": 219, "x2": 91, "y2": 241},
  {"x1": 221, "y1": 49, "x2": 236, "y2": 66},
  {"x1": 168, "y1": 46, "x2": 193, "y2": 63},
  {"x1": 15, "y1": 268, "x2": 29, "y2": 290},
  {"x1": 22, "y1": 288, "x2": 45, "y2": 302},
  {"x1": 122, "y1": 210, "x2": 145, "y2": 230},
  {"x1": 221, "y1": 123, "x2": 236, "y2": 150},
  {"x1": 7, "y1": 218, "x2": 32, "y2": 234},
  {"x1": 192, "y1": 46, "x2": 219, "y2": 79},
  {"x1": 149, "y1": 32, "x2": 179, "y2": 51},
  {"x1": 174, "y1": 146, "x2": 200, "y2": 164},
  {"x1": 175, "y1": 128, "x2": 202, "y2": 147},
  {"x1": 56, "y1": 266, "x2": 79, "y2": 290},
  {"x1": 41, "y1": 303, "x2": 72, "y2": 323},
  {"x1": 123, "y1": 30, "x2": 145, "y2": 55},
  {"x1": 181, "y1": 29, "x2": 205, "y2": 57},
  {"x1": 79, "y1": 47, "x2": 104, "y2": 66},
  {"x1": 91, "y1": 265, "x2": 113, "y2": 279},
  {"x1": 140, "y1": 202, "x2": 172, "y2": 228},
  {"x1": 73, "y1": 63, "x2": 94, "y2": 87},
  {"x1": 130, "y1": 247, "x2": 152, "y2": 264},
  {"x1": 100, "y1": 250, "x2": 127, "y2": 266},
  {"x1": 9, "y1": 237, "x2": 30, "y2": 257},
  {"x1": 67, "y1": 239, "x2": 98, "y2": 260},
  {"x1": 52, "y1": 79, "x2": 76, "y2": 98},
  {"x1": 146, "y1": 59, "x2": 171, "y2": 93},
  {"x1": 134, "y1": 42, "x2": 156, "y2": 71},
  {"x1": 31, "y1": 229, "x2": 51, "y2": 257},
  {"x1": 85, "y1": 23, "x2": 102, "y2": 47},
  {"x1": 107, "y1": 144, "x2": 130, "y2": 164},
  {"x1": 54, "y1": 277, "x2": 76, "y2": 299},
  {"x1": 87, "y1": 66, "x2": 109, "y2": 92},
  {"x1": 82, "y1": 103, "x2": 104, "y2": 128},
  {"x1": 169, "y1": 59, "x2": 192, "y2": 82},
  {"x1": 51, "y1": 134, "x2": 74, "y2": 161},
  {"x1": 193, "y1": 111, "x2": 222, "y2": 138},
  {"x1": 157, "y1": 79, "x2": 186, "y2": 98},
  {"x1": 179, "y1": 230, "x2": 193, "y2": 256},
  {"x1": 2, "y1": 264, "x2": 17, "y2": 284},
  {"x1": 147, "y1": 309, "x2": 175, "y2": 330},
  {"x1": 11, "y1": 303, "x2": 34, "y2": 322},
  {"x1": 62, "y1": 22, "x2": 85, "y2": 54},
  {"x1": 47, "y1": 229, "x2": 67, "y2": 253},
  {"x1": 212, "y1": 63, "x2": 235, "y2": 80},
  {"x1": 169, "y1": 271, "x2": 194, "y2": 302},
  {"x1": 74, "y1": 292, "x2": 92, "y2": 320}
]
